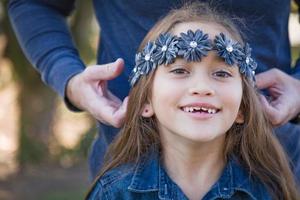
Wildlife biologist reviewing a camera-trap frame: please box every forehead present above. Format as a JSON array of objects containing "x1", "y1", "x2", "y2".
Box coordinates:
[{"x1": 171, "y1": 22, "x2": 233, "y2": 40}]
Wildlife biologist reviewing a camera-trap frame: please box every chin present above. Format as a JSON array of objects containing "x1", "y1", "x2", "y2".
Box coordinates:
[{"x1": 184, "y1": 134, "x2": 222, "y2": 144}]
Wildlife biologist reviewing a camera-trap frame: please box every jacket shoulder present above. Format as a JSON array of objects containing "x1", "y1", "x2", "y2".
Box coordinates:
[{"x1": 87, "y1": 164, "x2": 136, "y2": 200}]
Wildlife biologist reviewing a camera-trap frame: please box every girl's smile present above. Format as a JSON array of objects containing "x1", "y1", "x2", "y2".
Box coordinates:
[{"x1": 180, "y1": 102, "x2": 220, "y2": 119}]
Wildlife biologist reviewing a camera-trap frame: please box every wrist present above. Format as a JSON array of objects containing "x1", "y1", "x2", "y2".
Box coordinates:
[{"x1": 65, "y1": 74, "x2": 84, "y2": 111}]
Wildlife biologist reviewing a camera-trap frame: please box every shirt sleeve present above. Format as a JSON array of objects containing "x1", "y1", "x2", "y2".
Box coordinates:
[
  {"x1": 8, "y1": 0, "x2": 85, "y2": 111},
  {"x1": 293, "y1": 0, "x2": 300, "y2": 80}
]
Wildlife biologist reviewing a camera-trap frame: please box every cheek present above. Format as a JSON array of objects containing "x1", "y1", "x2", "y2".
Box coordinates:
[
  {"x1": 151, "y1": 77, "x2": 183, "y2": 112},
  {"x1": 221, "y1": 84, "x2": 243, "y2": 117},
  {"x1": 151, "y1": 84, "x2": 176, "y2": 109}
]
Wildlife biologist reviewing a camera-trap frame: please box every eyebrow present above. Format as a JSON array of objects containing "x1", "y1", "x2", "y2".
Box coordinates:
[{"x1": 165, "y1": 58, "x2": 187, "y2": 67}]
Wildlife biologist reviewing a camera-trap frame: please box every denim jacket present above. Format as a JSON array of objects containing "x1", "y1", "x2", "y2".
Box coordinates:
[{"x1": 87, "y1": 151, "x2": 272, "y2": 200}]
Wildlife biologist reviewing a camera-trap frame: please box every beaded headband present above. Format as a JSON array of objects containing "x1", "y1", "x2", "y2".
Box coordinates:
[{"x1": 129, "y1": 29, "x2": 257, "y2": 87}]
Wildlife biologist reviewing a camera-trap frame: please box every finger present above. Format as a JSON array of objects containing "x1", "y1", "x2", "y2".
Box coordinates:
[
  {"x1": 88, "y1": 96, "x2": 125, "y2": 128},
  {"x1": 269, "y1": 99, "x2": 291, "y2": 125},
  {"x1": 255, "y1": 70, "x2": 277, "y2": 90},
  {"x1": 88, "y1": 99, "x2": 120, "y2": 125},
  {"x1": 107, "y1": 90, "x2": 122, "y2": 105},
  {"x1": 85, "y1": 58, "x2": 124, "y2": 81},
  {"x1": 259, "y1": 95, "x2": 286, "y2": 126},
  {"x1": 111, "y1": 96, "x2": 129, "y2": 127}
]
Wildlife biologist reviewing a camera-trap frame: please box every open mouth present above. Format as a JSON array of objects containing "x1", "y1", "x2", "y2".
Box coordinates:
[{"x1": 180, "y1": 106, "x2": 220, "y2": 114}]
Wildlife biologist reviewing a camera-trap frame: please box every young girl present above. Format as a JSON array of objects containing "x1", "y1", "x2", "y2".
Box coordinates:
[{"x1": 87, "y1": 3, "x2": 299, "y2": 200}]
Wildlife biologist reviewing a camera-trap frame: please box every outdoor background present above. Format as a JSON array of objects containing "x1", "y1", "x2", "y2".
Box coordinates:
[{"x1": 0, "y1": 1, "x2": 299, "y2": 200}]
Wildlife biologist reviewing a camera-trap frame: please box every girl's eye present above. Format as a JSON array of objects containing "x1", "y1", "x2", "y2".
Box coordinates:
[
  {"x1": 170, "y1": 68, "x2": 189, "y2": 74},
  {"x1": 213, "y1": 70, "x2": 232, "y2": 78}
]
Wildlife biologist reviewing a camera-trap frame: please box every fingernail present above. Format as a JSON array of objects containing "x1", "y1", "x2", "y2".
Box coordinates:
[{"x1": 115, "y1": 58, "x2": 122, "y2": 63}]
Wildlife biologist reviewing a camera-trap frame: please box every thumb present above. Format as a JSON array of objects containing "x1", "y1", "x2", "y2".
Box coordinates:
[
  {"x1": 255, "y1": 70, "x2": 276, "y2": 90},
  {"x1": 85, "y1": 58, "x2": 124, "y2": 81}
]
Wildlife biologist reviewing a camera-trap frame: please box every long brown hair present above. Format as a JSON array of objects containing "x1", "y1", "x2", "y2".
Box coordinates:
[{"x1": 89, "y1": 2, "x2": 299, "y2": 199}]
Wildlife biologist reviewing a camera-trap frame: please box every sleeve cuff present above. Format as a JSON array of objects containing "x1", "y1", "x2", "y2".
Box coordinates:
[
  {"x1": 45, "y1": 57, "x2": 85, "y2": 112},
  {"x1": 63, "y1": 72, "x2": 83, "y2": 112}
]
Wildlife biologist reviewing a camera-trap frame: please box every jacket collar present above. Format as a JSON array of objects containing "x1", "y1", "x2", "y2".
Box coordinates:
[{"x1": 127, "y1": 150, "x2": 267, "y2": 200}]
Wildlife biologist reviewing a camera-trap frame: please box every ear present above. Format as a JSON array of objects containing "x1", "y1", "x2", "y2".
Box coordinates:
[
  {"x1": 235, "y1": 110, "x2": 244, "y2": 124},
  {"x1": 141, "y1": 103, "x2": 154, "y2": 118}
]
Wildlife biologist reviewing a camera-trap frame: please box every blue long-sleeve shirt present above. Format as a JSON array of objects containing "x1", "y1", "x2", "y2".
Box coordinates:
[{"x1": 8, "y1": 0, "x2": 300, "y2": 179}]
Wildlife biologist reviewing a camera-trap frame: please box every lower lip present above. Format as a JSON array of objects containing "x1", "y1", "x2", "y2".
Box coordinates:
[{"x1": 181, "y1": 110, "x2": 217, "y2": 120}]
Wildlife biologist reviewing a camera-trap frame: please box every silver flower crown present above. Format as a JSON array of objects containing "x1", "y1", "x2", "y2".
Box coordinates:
[{"x1": 129, "y1": 29, "x2": 257, "y2": 87}]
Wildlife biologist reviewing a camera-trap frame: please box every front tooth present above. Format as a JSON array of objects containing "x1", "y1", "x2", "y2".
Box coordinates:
[
  {"x1": 201, "y1": 107, "x2": 208, "y2": 111},
  {"x1": 195, "y1": 107, "x2": 201, "y2": 111},
  {"x1": 183, "y1": 106, "x2": 217, "y2": 113}
]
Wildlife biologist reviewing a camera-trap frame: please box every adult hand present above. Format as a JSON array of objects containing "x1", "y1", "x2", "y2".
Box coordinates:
[
  {"x1": 256, "y1": 68, "x2": 300, "y2": 126},
  {"x1": 66, "y1": 58, "x2": 128, "y2": 128}
]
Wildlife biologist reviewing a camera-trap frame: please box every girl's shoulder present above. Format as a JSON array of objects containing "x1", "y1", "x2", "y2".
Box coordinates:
[
  {"x1": 100, "y1": 163, "x2": 136, "y2": 186},
  {"x1": 87, "y1": 151, "x2": 160, "y2": 200},
  {"x1": 87, "y1": 163, "x2": 136, "y2": 200}
]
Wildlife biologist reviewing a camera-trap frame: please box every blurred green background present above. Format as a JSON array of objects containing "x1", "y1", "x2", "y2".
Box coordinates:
[
  {"x1": 0, "y1": 1, "x2": 299, "y2": 200},
  {"x1": 0, "y1": 0, "x2": 97, "y2": 199}
]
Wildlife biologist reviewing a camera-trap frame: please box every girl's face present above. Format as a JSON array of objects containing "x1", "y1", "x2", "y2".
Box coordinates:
[{"x1": 142, "y1": 22, "x2": 243, "y2": 146}]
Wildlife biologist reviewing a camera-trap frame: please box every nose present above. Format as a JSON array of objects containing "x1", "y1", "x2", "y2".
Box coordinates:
[{"x1": 188, "y1": 75, "x2": 215, "y2": 96}]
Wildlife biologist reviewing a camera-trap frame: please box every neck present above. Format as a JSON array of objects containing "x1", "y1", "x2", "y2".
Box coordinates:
[{"x1": 161, "y1": 136, "x2": 226, "y2": 200}]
